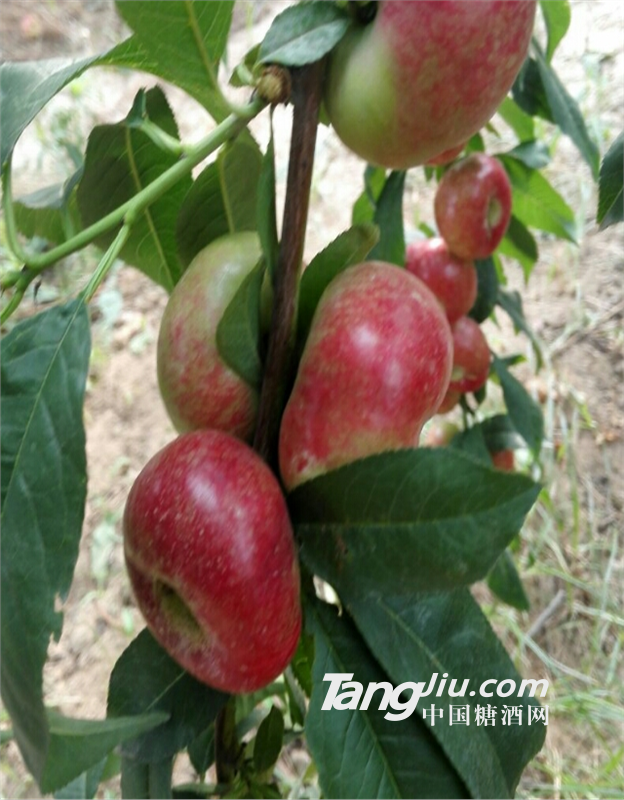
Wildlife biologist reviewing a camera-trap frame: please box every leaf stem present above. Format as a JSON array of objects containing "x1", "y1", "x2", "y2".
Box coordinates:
[
  {"x1": 2, "y1": 97, "x2": 266, "y2": 274},
  {"x1": 81, "y1": 222, "x2": 131, "y2": 303},
  {"x1": 252, "y1": 61, "x2": 325, "y2": 467}
]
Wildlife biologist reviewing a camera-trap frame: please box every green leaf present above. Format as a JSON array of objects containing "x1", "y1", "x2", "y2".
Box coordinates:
[
  {"x1": 176, "y1": 135, "x2": 263, "y2": 268},
  {"x1": 498, "y1": 214, "x2": 539, "y2": 280},
  {"x1": 597, "y1": 132, "x2": 623, "y2": 230},
  {"x1": 257, "y1": 123, "x2": 279, "y2": 284},
  {"x1": 297, "y1": 224, "x2": 379, "y2": 347},
  {"x1": 41, "y1": 711, "x2": 168, "y2": 794},
  {"x1": 76, "y1": 87, "x2": 191, "y2": 292},
  {"x1": 492, "y1": 356, "x2": 544, "y2": 456},
  {"x1": 215, "y1": 259, "x2": 265, "y2": 389},
  {"x1": 449, "y1": 425, "x2": 491, "y2": 465},
  {"x1": 487, "y1": 550, "x2": 531, "y2": 611},
  {"x1": 290, "y1": 629, "x2": 315, "y2": 698},
  {"x1": 534, "y1": 47, "x2": 600, "y2": 178},
  {"x1": 540, "y1": 0, "x2": 571, "y2": 61},
  {"x1": 1, "y1": 299, "x2": 90, "y2": 786},
  {"x1": 187, "y1": 726, "x2": 215, "y2": 776},
  {"x1": 368, "y1": 170, "x2": 406, "y2": 265},
  {"x1": 351, "y1": 165, "x2": 386, "y2": 226},
  {"x1": 480, "y1": 414, "x2": 525, "y2": 454},
  {"x1": 114, "y1": 0, "x2": 233, "y2": 122},
  {"x1": 0, "y1": 56, "x2": 97, "y2": 168},
  {"x1": 512, "y1": 58, "x2": 553, "y2": 122},
  {"x1": 107, "y1": 628, "x2": 228, "y2": 763},
  {"x1": 504, "y1": 140, "x2": 551, "y2": 170},
  {"x1": 501, "y1": 156, "x2": 577, "y2": 242},
  {"x1": 253, "y1": 707, "x2": 284, "y2": 774},
  {"x1": 497, "y1": 288, "x2": 544, "y2": 369},
  {"x1": 290, "y1": 448, "x2": 540, "y2": 595},
  {"x1": 497, "y1": 97, "x2": 535, "y2": 142},
  {"x1": 14, "y1": 174, "x2": 82, "y2": 245},
  {"x1": 344, "y1": 591, "x2": 547, "y2": 799},
  {"x1": 306, "y1": 597, "x2": 467, "y2": 799},
  {"x1": 53, "y1": 758, "x2": 107, "y2": 800},
  {"x1": 258, "y1": 2, "x2": 350, "y2": 67},
  {"x1": 469, "y1": 257, "x2": 499, "y2": 323}
]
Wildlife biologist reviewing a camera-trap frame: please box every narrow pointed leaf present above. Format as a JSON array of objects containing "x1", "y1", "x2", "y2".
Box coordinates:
[
  {"x1": 497, "y1": 97, "x2": 535, "y2": 142},
  {"x1": 1, "y1": 299, "x2": 90, "y2": 785},
  {"x1": 469, "y1": 257, "x2": 499, "y2": 323},
  {"x1": 14, "y1": 177, "x2": 81, "y2": 245},
  {"x1": 306, "y1": 597, "x2": 468, "y2": 799},
  {"x1": 290, "y1": 448, "x2": 540, "y2": 595},
  {"x1": 497, "y1": 288, "x2": 544, "y2": 369},
  {"x1": 492, "y1": 356, "x2": 544, "y2": 456},
  {"x1": 253, "y1": 707, "x2": 284, "y2": 774},
  {"x1": 498, "y1": 214, "x2": 539, "y2": 279},
  {"x1": 257, "y1": 124, "x2": 279, "y2": 283},
  {"x1": 487, "y1": 550, "x2": 531, "y2": 611},
  {"x1": 540, "y1": 0, "x2": 571, "y2": 62},
  {"x1": 368, "y1": 170, "x2": 406, "y2": 265},
  {"x1": 534, "y1": 47, "x2": 600, "y2": 178},
  {"x1": 297, "y1": 223, "x2": 379, "y2": 346},
  {"x1": 77, "y1": 87, "x2": 191, "y2": 292},
  {"x1": 216, "y1": 260, "x2": 265, "y2": 389},
  {"x1": 344, "y1": 590, "x2": 547, "y2": 799},
  {"x1": 41, "y1": 711, "x2": 168, "y2": 794},
  {"x1": 597, "y1": 132, "x2": 623, "y2": 230}
]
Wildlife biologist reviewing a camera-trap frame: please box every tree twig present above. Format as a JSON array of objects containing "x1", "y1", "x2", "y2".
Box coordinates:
[{"x1": 252, "y1": 60, "x2": 325, "y2": 468}]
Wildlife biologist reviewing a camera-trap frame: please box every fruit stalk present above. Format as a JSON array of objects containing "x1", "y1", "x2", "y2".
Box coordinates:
[{"x1": 252, "y1": 60, "x2": 325, "y2": 467}]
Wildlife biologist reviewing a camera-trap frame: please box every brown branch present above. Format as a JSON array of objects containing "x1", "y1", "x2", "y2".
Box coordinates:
[{"x1": 253, "y1": 60, "x2": 325, "y2": 469}]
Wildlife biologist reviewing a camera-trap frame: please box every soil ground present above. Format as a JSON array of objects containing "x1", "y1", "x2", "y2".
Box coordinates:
[{"x1": 1, "y1": 2, "x2": 623, "y2": 798}]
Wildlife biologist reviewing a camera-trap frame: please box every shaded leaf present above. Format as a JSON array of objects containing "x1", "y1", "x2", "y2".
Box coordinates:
[
  {"x1": 187, "y1": 726, "x2": 215, "y2": 776},
  {"x1": 498, "y1": 215, "x2": 539, "y2": 280},
  {"x1": 76, "y1": 87, "x2": 191, "y2": 292},
  {"x1": 306, "y1": 597, "x2": 467, "y2": 799},
  {"x1": 597, "y1": 132, "x2": 623, "y2": 230},
  {"x1": 534, "y1": 47, "x2": 600, "y2": 178},
  {"x1": 297, "y1": 223, "x2": 379, "y2": 347},
  {"x1": 368, "y1": 170, "x2": 406, "y2": 265},
  {"x1": 291, "y1": 448, "x2": 540, "y2": 595},
  {"x1": 492, "y1": 356, "x2": 544, "y2": 456},
  {"x1": 469, "y1": 257, "x2": 499, "y2": 323},
  {"x1": 107, "y1": 628, "x2": 228, "y2": 763},
  {"x1": 1, "y1": 299, "x2": 90, "y2": 785},
  {"x1": 114, "y1": 0, "x2": 233, "y2": 122},
  {"x1": 257, "y1": 123, "x2": 279, "y2": 283},
  {"x1": 259, "y1": 2, "x2": 350, "y2": 67},
  {"x1": 512, "y1": 58, "x2": 553, "y2": 121},
  {"x1": 216, "y1": 259, "x2": 265, "y2": 389},
  {"x1": 345, "y1": 591, "x2": 547, "y2": 799},
  {"x1": 487, "y1": 550, "x2": 531, "y2": 611},
  {"x1": 176, "y1": 135, "x2": 262, "y2": 267},
  {"x1": 480, "y1": 414, "x2": 526, "y2": 454},
  {"x1": 497, "y1": 288, "x2": 544, "y2": 369},
  {"x1": 504, "y1": 140, "x2": 551, "y2": 170},
  {"x1": 253, "y1": 707, "x2": 284, "y2": 774},
  {"x1": 42, "y1": 711, "x2": 168, "y2": 794}
]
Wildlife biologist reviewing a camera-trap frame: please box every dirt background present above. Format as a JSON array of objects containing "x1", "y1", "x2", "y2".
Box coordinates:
[{"x1": 1, "y1": 1, "x2": 623, "y2": 798}]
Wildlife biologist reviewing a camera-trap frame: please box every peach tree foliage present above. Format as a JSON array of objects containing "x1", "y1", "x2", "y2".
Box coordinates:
[{"x1": 0, "y1": 1, "x2": 619, "y2": 798}]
